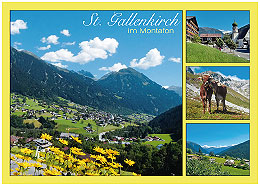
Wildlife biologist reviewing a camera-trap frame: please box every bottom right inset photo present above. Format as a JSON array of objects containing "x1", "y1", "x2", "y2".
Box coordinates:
[{"x1": 186, "y1": 123, "x2": 250, "y2": 176}]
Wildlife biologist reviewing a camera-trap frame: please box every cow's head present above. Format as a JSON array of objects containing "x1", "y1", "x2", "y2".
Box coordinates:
[{"x1": 198, "y1": 74, "x2": 213, "y2": 89}]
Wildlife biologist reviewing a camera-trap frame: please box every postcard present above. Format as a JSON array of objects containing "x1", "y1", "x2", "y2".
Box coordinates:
[{"x1": 2, "y1": 2, "x2": 258, "y2": 184}]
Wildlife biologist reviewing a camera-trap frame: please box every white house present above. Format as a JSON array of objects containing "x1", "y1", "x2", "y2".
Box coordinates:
[{"x1": 232, "y1": 21, "x2": 250, "y2": 49}]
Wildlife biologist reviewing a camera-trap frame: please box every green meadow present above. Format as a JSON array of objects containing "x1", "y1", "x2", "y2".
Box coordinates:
[{"x1": 187, "y1": 42, "x2": 249, "y2": 63}]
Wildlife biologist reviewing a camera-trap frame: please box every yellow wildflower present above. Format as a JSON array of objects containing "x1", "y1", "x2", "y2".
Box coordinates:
[
  {"x1": 17, "y1": 162, "x2": 31, "y2": 168},
  {"x1": 21, "y1": 148, "x2": 33, "y2": 155},
  {"x1": 96, "y1": 154, "x2": 107, "y2": 164},
  {"x1": 107, "y1": 154, "x2": 116, "y2": 161},
  {"x1": 10, "y1": 169, "x2": 14, "y2": 172},
  {"x1": 15, "y1": 154, "x2": 24, "y2": 159},
  {"x1": 106, "y1": 149, "x2": 120, "y2": 156},
  {"x1": 36, "y1": 158, "x2": 46, "y2": 163},
  {"x1": 15, "y1": 168, "x2": 20, "y2": 172},
  {"x1": 32, "y1": 163, "x2": 42, "y2": 168},
  {"x1": 39, "y1": 152, "x2": 45, "y2": 157},
  {"x1": 71, "y1": 147, "x2": 86, "y2": 156},
  {"x1": 124, "y1": 159, "x2": 135, "y2": 166},
  {"x1": 93, "y1": 146, "x2": 106, "y2": 154},
  {"x1": 40, "y1": 133, "x2": 52, "y2": 141},
  {"x1": 23, "y1": 156, "x2": 32, "y2": 161},
  {"x1": 13, "y1": 172, "x2": 20, "y2": 176},
  {"x1": 59, "y1": 138, "x2": 69, "y2": 145},
  {"x1": 10, "y1": 156, "x2": 15, "y2": 161},
  {"x1": 71, "y1": 135, "x2": 82, "y2": 144}
]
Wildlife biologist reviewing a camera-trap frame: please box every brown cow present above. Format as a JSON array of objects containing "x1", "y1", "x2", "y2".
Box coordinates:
[
  {"x1": 198, "y1": 74, "x2": 213, "y2": 114},
  {"x1": 209, "y1": 79, "x2": 227, "y2": 112}
]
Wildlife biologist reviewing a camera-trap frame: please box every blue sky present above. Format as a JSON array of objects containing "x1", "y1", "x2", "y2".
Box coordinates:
[
  {"x1": 189, "y1": 66, "x2": 249, "y2": 80},
  {"x1": 187, "y1": 11, "x2": 249, "y2": 32},
  {"x1": 187, "y1": 124, "x2": 249, "y2": 147},
  {"x1": 10, "y1": 10, "x2": 183, "y2": 87}
]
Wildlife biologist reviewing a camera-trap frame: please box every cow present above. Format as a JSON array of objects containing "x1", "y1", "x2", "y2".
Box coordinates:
[
  {"x1": 209, "y1": 79, "x2": 227, "y2": 112},
  {"x1": 198, "y1": 74, "x2": 213, "y2": 114}
]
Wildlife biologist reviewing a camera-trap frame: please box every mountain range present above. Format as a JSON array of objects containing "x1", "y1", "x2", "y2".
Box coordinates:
[
  {"x1": 98, "y1": 68, "x2": 181, "y2": 115},
  {"x1": 187, "y1": 140, "x2": 250, "y2": 159},
  {"x1": 10, "y1": 47, "x2": 181, "y2": 116}
]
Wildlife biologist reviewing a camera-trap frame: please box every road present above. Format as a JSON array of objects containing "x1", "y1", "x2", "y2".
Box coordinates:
[{"x1": 98, "y1": 124, "x2": 124, "y2": 141}]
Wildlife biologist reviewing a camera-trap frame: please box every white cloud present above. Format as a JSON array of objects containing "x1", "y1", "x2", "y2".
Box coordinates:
[
  {"x1": 169, "y1": 57, "x2": 181, "y2": 63},
  {"x1": 11, "y1": 20, "x2": 27, "y2": 35},
  {"x1": 62, "y1": 41, "x2": 76, "y2": 46},
  {"x1": 41, "y1": 49, "x2": 74, "y2": 62},
  {"x1": 60, "y1": 29, "x2": 71, "y2": 36},
  {"x1": 99, "y1": 63, "x2": 127, "y2": 72},
  {"x1": 130, "y1": 48, "x2": 165, "y2": 70},
  {"x1": 162, "y1": 86, "x2": 169, "y2": 89},
  {"x1": 13, "y1": 42, "x2": 22, "y2": 49},
  {"x1": 41, "y1": 37, "x2": 119, "y2": 64},
  {"x1": 41, "y1": 35, "x2": 59, "y2": 45},
  {"x1": 51, "y1": 62, "x2": 68, "y2": 69},
  {"x1": 38, "y1": 45, "x2": 51, "y2": 51},
  {"x1": 202, "y1": 145, "x2": 216, "y2": 148},
  {"x1": 219, "y1": 29, "x2": 232, "y2": 34}
]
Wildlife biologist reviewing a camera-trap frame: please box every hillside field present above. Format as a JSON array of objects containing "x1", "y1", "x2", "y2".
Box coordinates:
[
  {"x1": 143, "y1": 134, "x2": 173, "y2": 146},
  {"x1": 186, "y1": 42, "x2": 249, "y2": 63}
]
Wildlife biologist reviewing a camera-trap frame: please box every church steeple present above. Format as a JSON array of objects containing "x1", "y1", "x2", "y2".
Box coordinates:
[
  {"x1": 232, "y1": 20, "x2": 238, "y2": 41},
  {"x1": 232, "y1": 20, "x2": 238, "y2": 27}
]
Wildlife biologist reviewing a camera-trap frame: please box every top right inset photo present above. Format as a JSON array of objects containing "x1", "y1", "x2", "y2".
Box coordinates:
[{"x1": 186, "y1": 10, "x2": 250, "y2": 63}]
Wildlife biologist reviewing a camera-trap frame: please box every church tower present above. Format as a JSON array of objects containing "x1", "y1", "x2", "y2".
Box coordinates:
[{"x1": 232, "y1": 20, "x2": 238, "y2": 41}]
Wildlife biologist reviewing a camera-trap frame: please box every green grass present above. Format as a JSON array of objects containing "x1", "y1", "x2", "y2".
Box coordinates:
[
  {"x1": 24, "y1": 119, "x2": 42, "y2": 128},
  {"x1": 187, "y1": 154, "x2": 250, "y2": 176},
  {"x1": 226, "y1": 87, "x2": 249, "y2": 109},
  {"x1": 186, "y1": 98, "x2": 249, "y2": 120},
  {"x1": 187, "y1": 42, "x2": 249, "y2": 63},
  {"x1": 143, "y1": 134, "x2": 173, "y2": 147},
  {"x1": 222, "y1": 166, "x2": 250, "y2": 175},
  {"x1": 12, "y1": 111, "x2": 24, "y2": 116},
  {"x1": 24, "y1": 98, "x2": 44, "y2": 110},
  {"x1": 55, "y1": 119, "x2": 122, "y2": 137}
]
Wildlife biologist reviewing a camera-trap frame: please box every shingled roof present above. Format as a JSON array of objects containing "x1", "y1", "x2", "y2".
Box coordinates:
[{"x1": 237, "y1": 24, "x2": 250, "y2": 40}]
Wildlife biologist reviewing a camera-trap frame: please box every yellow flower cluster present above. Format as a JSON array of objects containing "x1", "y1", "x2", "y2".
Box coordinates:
[
  {"x1": 71, "y1": 147, "x2": 86, "y2": 156},
  {"x1": 40, "y1": 133, "x2": 52, "y2": 141},
  {"x1": 21, "y1": 148, "x2": 33, "y2": 155},
  {"x1": 10, "y1": 134, "x2": 139, "y2": 176},
  {"x1": 71, "y1": 136, "x2": 82, "y2": 144},
  {"x1": 59, "y1": 138, "x2": 69, "y2": 145},
  {"x1": 124, "y1": 159, "x2": 136, "y2": 166}
]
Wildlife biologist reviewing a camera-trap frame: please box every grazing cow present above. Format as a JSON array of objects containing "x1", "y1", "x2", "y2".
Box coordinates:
[
  {"x1": 198, "y1": 74, "x2": 213, "y2": 114},
  {"x1": 209, "y1": 79, "x2": 227, "y2": 112}
]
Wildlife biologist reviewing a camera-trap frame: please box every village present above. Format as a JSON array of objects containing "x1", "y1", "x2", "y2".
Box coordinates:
[
  {"x1": 10, "y1": 93, "x2": 161, "y2": 151},
  {"x1": 187, "y1": 153, "x2": 250, "y2": 172}
]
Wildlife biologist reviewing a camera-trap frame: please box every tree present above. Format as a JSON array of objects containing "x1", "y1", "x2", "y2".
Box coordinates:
[
  {"x1": 209, "y1": 151, "x2": 215, "y2": 156},
  {"x1": 187, "y1": 148, "x2": 193, "y2": 154},
  {"x1": 198, "y1": 148, "x2": 202, "y2": 154},
  {"x1": 10, "y1": 115, "x2": 24, "y2": 128},
  {"x1": 187, "y1": 158, "x2": 230, "y2": 176},
  {"x1": 216, "y1": 38, "x2": 224, "y2": 49},
  {"x1": 223, "y1": 34, "x2": 231, "y2": 43},
  {"x1": 225, "y1": 38, "x2": 237, "y2": 52},
  {"x1": 191, "y1": 34, "x2": 201, "y2": 43}
]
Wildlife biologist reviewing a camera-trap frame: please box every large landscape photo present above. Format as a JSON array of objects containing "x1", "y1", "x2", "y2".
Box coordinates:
[{"x1": 10, "y1": 10, "x2": 183, "y2": 176}]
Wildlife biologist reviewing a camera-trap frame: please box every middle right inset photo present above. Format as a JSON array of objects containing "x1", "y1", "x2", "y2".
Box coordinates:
[{"x1": 186, "y1": 66, "x2": 250, "y2": 120}]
